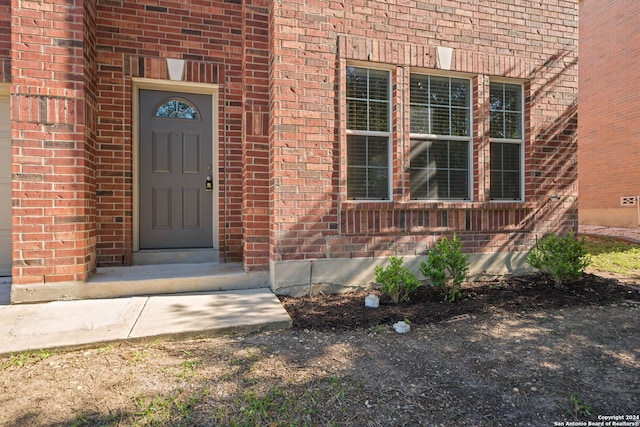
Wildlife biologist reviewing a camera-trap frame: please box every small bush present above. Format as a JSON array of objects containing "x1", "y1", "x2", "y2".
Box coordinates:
[
  {"x1": 526, "y1": 231, "x2": 590, "y2": 286},
  {"x1": 419, "y1": 234, "x2": 470, "y2": 302},
  {"x1": 374, "y1": 256, "x2": 422, "y2": 303}
]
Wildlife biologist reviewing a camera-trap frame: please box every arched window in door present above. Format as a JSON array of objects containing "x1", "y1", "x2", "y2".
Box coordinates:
[{"x1": 153, "y1": 98, "x2": 201, "y2": 120}]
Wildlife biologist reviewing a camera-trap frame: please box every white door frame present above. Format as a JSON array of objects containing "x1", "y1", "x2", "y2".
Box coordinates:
[{"x1": 131, "y1": 78, "x2": 219, "y2": 253}]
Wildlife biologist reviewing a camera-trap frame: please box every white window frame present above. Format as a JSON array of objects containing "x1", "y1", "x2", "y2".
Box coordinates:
[
  {"x1": 489, "y1": 81, "x2": 525, "y2": 202},
  {"x1": 409, "y1": 73, "x2": 473, "y2": 201},
  {"x1": 345, "y1": 65, "x2": 392, "y2": 201}
]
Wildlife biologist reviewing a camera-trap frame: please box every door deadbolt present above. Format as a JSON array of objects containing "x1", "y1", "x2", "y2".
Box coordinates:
[{"x1": 205, "y1": 176, "x2": 213, "y2": 191}]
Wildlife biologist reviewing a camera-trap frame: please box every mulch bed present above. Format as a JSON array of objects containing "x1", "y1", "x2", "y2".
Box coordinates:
[{"x1": 279, "y1": 273, "x2": 640, "y2": 331}]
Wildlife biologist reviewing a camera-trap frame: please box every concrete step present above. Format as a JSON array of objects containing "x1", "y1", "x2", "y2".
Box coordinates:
[
  {"x1": 9, "y1": 262, "x2": 270, "y2": 303},
  {"x1": 86, "y1": 262, "x2": 270, "y2": 298},
  {"x1": 132, "y1": 248, "x2": 220, "y2": 265}
]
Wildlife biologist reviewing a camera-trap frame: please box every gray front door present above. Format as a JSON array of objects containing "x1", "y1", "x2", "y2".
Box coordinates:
[{"x1": 139, "y1": 90, "x2": 213, "y2": 249}]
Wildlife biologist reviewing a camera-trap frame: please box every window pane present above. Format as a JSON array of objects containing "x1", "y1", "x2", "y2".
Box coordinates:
[
  {"x1": 505, "y1": 112, "x2": 522, "y2": 139},
  {"x1": 490, "y1": 143, "x2": 502, "y2": 165},
  {"x1": 410, "y1": 167, "x2": 430, "y2": 199},
  {"x1": 429, "y1": 140, "x2": 449, "y2": 169},
  {"x1": 367, "y1": 136, "x2": 388, "y2": 167},
  {"x1": 489, "y1": 170, "x2": 501, "y2": 199},
  {"x1": 410, "y1": 105, "x2": 429, "y2": 134},
  {"x1": 346, "y1": 67, "x2": 389, "y2": 132},
  {"x1": 347, "y1": 167, "x2": 367, "y2": 199},
  {"x1": 431, "y1": 106, "x2": 450, "y2": 134},
  {"x1": 503, "y1": 172, "x2": 520, "y2": 199},
  {"x1": 450, "y1": 78, "x2": 470, "y2": 107},
  {"x1": 503, "y1": 85, "x2": 522, "y2": 111},
  {"x1": 346, "y1": 67, "x2": 368, "y2": 99},
  {"x1": 429, "y1": 77, "x2": 450, "y2": 106},
  {"x1": 451, "y1": 108, "x2": 470, "y2": 136},
  {"x1": 489, "y1": 109, "x2": 504, "y2": 139},
  {"x1": 489, "y1": 82, "x2": 523, "y2": 200},
  {"x1": 369, "y1": 101, "x2": 389, "y2": 132},
  {"x1": 410, "y1": 140, "x2": 429, "y2": 168},
  {"x1": 347, "y1": 135, "x2": 389, "y2": 200},
  {"x1": 490, "y1": 82, "x2": 523, "y2": 140},
  {"x1": 410, "y1": 139, "x2": 469, "y2": 200},
  {"x1": 490, "y1": 142, "x2": 521, "y2": 200},
  {"x1": 489, "y1": 83, "x2": 503, "y2": 108},
  {"x1": 410, "y1": 75, "x2": 430, "y2": 105},
  {"x1": 489, "y1": 97, "x2": 502, "y2": 112},
  {"x1": 450, "y1": 141, "x2": 468, "y2": 169},
  {"x1": 410, "y1": 74, "x2": 471, "y2": 139},
  {"x1": 502, "y1": 143, "x2": 520, "y2": 170},
  {"x1": 154, "y1": 99, "x2": 200, "y2": 120},
  {"x1": 368, "y1": 69, "x2": 389, "y2": 101},
  {"x1": 450, "y1": 170, "x2": 468, "y2": 199},
  {"x1": 346, "y1": 67, "x2": 390, "y2": 199},
  {"x1": 433, "y1": 171, "x2": 449, "y2": 198},
  {"x1": 368, "y1": 168, "x2": 389, "y2": 199},
  {"x1": 409, "y1": 73, "x2": 472, "y2": 200},
  {"x1": 347, "y1": 100, "x2": 368, "y2": 130},
  {"x1": 347, "y1": 135, "x2": 367, "y2": 165}
]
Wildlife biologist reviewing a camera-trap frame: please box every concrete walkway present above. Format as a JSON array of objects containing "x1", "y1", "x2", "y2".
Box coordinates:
[
  {"x1": 0, "y1": 288, "x2": 291, "y2": 355},
  {"x1": 1, "y1": 225, "x2": 637, "y2": 356},
  {"x1": 578, "y1": 224, "x2": 640, "y2": 243}
]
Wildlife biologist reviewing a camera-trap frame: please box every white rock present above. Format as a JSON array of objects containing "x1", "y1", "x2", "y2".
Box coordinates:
[
  {"x1": 393, "y1": 321, "x2": 410, "y2": 333},
  {"x1": 365, "y1": 294, "x2": 379, "y2": 308}
]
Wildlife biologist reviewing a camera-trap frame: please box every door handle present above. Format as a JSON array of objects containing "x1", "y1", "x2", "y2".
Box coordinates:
[{"x1": 205, "y1": 176, "x2": 213, "y2": 191}]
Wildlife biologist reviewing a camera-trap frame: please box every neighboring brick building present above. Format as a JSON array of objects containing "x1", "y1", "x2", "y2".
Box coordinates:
[
  {"x1": 0, "y1": 0, "x2": 578, "y2": 302},
  {"x1": 578, "y1": 0, "x2": 640, "y2": 228}
]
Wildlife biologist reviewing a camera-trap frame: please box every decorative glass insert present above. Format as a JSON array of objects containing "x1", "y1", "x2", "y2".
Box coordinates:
[{"x1": 154, "y1": 98, "x2": 200, "y2": 120}]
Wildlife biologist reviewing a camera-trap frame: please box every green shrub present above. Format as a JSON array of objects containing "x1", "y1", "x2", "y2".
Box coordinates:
[
  {"x1": 419, "y1": 234, "x2": 470, "y2": 302},
  {"x1": 374, "y1": 256, "x2": 422, "y2": 303},
  {"x1": 526, "y1": 231, "x2": 590, "y2": 286}
]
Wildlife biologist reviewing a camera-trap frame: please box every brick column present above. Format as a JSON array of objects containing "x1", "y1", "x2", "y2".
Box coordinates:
[
  {"x1": 473, "y1": 74, "x2": 490, "y2": 202},
  {"x1": 242, "y1": 0, "x2": 270, "y2": 270},
  {"x1": 11, "y1": 0, "x2": 96, "y2": 285},
  {"x1": 269, "y1": 0, "x2": 340, "y2": 264}
]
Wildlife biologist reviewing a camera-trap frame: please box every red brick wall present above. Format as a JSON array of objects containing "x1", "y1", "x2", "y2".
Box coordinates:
[
  {"x1": 7, "y1": 0, "x2": 579, "y2": 286},
  {"x1": 269, "y1": 0, "x2": 578, "y2": 262},
  {"x1": 242, "y1": 0, "x2": 270, "y2": 269},
  {"x1": 93, "y1": 0, "x2": 267, "y2": 267},
  {"x1": 578, "y1": 0, "x2": 640, "y2": 225},
  {"x1": 10, "y1": 0, "x2": 97, "y2": 284},
  {"x1": 8, "y1": 0, "x2": 271, "y2": 282}
]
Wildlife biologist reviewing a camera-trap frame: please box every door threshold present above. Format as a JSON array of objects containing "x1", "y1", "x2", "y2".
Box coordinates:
[{"x1": 133, "y1": 248, "x2": 219, "y2": 266}]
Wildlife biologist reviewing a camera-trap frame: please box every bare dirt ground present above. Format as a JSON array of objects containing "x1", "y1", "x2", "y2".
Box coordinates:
[{"x1": 1, "y1": 273, "x2": 639, "y2": 426}]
